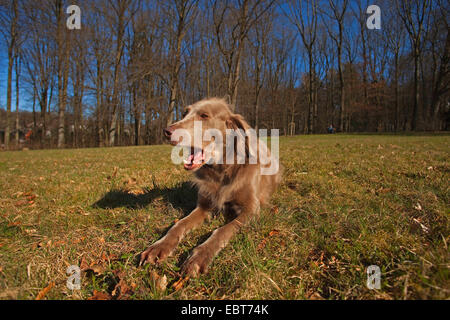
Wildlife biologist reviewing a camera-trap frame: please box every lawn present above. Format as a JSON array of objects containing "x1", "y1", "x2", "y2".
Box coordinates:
[{"x1": 0, "y1": 134, "x2": 448, "y2": 300}]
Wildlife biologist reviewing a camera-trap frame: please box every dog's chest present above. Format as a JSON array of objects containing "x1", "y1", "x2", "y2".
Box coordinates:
[{"x1": 193, "y1": 176, "x2": 233, "y2": 210}]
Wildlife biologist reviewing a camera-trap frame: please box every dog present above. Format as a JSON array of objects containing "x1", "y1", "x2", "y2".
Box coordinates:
[{"x1": 140, "y1": 98, "x2": 282, "y2": 277}]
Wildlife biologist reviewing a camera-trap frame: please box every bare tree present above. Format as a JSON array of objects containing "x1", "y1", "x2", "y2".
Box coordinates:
[
  {"x1": 385, "y1": 6, "x2": 407, "y2": 131},
  {"x1": 54, "y1": 0, "x2": 71, "y2": 148},
  {"x1": 285, "y1": 0, "x2": 318, "y2": 133},
  {"x1": 14, "y1": 48, "x2": 21, "y2": 145},
  {"x1": 212, "y1": 0, "x2": 275, "y2": 111},
  {"x1": 107, "y1": 0, "x2": 139, "y2": 146},
  {"x1": 322, "y1": 0, "x2": 348, "y2": 132},
  {"x1": 396, "y1": 0, "x2": 432, "y2": 131},
  {"x1": 164, "y1": 0, "x2": 198, "y2": 127},
  {"x1": 0, "y1": 0, "x2": 18, "y2": 149}
]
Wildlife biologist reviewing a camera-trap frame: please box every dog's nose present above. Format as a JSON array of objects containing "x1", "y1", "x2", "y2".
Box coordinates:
[{"x1": 164, "y1": 127, "x2": 174, "y2": 138}]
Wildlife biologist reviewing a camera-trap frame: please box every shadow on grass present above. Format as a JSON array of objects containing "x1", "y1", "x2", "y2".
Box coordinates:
[{"x1": 92, "y1": 181, "x2": 197, "y2": 216}]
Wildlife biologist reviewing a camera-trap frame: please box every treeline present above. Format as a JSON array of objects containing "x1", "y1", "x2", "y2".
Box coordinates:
[{"x1": 0, "y1": 0, "x2": 449, "y2": 150}]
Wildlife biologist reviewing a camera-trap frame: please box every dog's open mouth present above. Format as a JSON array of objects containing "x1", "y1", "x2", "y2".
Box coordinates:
[{"x1": 183, "y1": 147, "x2": 205, "y2": 171}]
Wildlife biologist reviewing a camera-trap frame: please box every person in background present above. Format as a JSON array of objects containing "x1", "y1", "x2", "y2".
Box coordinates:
[{"x1": 327, "y1": 124, "x2": 335, "y2": 134}]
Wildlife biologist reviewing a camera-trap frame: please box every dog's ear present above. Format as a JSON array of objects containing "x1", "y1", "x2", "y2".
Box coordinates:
[
  {"x1": 226, "y1": 114, "x2": 250, "y2": 131},
  {"x1": 226, "y1": 114, "x2": 254, "y2": 162}
]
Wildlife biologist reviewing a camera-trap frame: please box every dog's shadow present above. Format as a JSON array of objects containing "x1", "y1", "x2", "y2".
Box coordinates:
[
  {"x1": 92, "y1": 182, "x2": 218, "y2": 271},
  {"x1": 92, "y1": 181, "x2": 197, "y2": 216}
]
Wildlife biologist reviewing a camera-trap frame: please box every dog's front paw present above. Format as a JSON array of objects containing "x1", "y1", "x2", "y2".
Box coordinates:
[
  {"x1": 181, "y1": 246, "x2": 213, "y2": 277},
  {"x1": 139, "y1": 240, "x2": 174, "y2": 266}
]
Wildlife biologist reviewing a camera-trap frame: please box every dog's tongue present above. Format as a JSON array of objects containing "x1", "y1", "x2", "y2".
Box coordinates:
[{"x1": 184, "y1": 149, "x2": 203, "y2": 170}]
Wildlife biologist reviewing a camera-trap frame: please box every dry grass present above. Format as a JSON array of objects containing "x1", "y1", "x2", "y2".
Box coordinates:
[{"x1": 0, "y1": 134, "x2": 448, "y2": 300}]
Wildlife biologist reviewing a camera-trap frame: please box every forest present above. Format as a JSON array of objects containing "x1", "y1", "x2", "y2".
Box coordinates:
[{"x1": 0, "y1": 0, "x2": 449, "y2": 149}]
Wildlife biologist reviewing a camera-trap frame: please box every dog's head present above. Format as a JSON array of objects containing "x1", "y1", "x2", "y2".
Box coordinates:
[{"x1": 164, "y1": 98, "x2": 252, "y2": 171}]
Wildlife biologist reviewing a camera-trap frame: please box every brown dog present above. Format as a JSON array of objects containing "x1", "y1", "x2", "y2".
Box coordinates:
[{"x1": 140, "y1": 98, "x2": 282, "y2": 277}]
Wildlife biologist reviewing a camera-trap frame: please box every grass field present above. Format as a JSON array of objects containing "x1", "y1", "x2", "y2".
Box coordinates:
[{"x1": 0, "y1": 134, "x2": 448, "y2": 300}]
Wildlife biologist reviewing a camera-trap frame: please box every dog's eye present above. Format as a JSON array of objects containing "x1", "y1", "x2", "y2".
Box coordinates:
[
  {"x1": 200, "y1": 113, "x2": 209, "y2": 119},
  {"x1": 183, "y1": 110, "x2": 189, "y2": 118}
]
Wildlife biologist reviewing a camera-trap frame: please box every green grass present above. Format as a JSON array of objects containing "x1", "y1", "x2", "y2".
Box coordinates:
[{"x1": 0, "y1": 134, "x2": 448, "y2": 300}]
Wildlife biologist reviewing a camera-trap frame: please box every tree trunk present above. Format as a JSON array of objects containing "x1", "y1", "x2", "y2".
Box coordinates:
[
  {"x1": 109, "y1": 5, "x2": 126, "y2": 147},
  {"x1": 394, "y1": 51, "x2": 400, "y2": 131},
  {"x1": 411, "y1": 47, "x2": 420, "y2": 131},
  {"x1": 4, "y1": 0, "x2": 17, "y2": 150},
  {"x1": 15, "y1": 54, "x2": 20, "y2": 146}
]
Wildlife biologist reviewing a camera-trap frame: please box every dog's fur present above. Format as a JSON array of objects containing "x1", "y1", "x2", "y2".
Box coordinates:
[{"x1": 140, "y1": 98, "x2": 282, "y2": 276}]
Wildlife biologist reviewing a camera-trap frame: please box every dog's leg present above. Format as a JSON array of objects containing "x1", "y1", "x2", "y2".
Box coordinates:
[
  {"x1": 140, "y1": 199, "x2": 210, "y2": 265},
  {"x1": 181, "y1": 198, "x2": 259, "y2": 277}
]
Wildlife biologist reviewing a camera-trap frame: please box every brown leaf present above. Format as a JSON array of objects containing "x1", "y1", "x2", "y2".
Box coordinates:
[
  {"x1": 268, "y1": 230, "x2": 280, "y2": 237},
  {"x1": 89, "y1": 264, "x2": 105, "y2": 275},
  {"x1": 112, "y1": 279, "x2": 131, "y2": 300},
  {"x1": 73, "y1": 236, "x2": 86, "y2": 244},
  {"x1": 150, "y1": 270, "x2": 167, "y2": 292},
  {"x1": 172, "y1": 276, "x2": 189, "y2": 291},
  {"x1": 14, "y1": 200, "x2": 28, "y2": 207},
  {"x1": 257, "y1": 230, "x2": 280, "y2": 250},
  {"x1": 80, "y1": 257, "x2": 89, "y2": 271},
  {"x1": 307, "y1": 292, "x2": 324, "y2": 300},
  {"x1": 112, "y1": 167, "x2": 118, "y2": 178},
  {"x1": 35, "y1": 282, "x2": 54, "y2": 300},
  {"x1": 128, "y1": 189, "x2": 145, "y2": 195},
  {"x1": 257, "y1": 239, "x2": 268, "y2": 250},
  {"x1": 88, "y1": 290, "x2": 111, "y2": 300},
  {"x1": 126, "y1": 177, "x2": 136, "y2": 186}
]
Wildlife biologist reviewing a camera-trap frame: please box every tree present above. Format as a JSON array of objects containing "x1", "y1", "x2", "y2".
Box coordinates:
[
  {"x1": 212, "y1": 0, "x2": 275, "y2": 111},
  {"x1": 396, "y1": 0, "x2": 432, "y2": 131},
  {"x1": 285, "y1": 0, "x2": 318, "y2": 133},
  {"x1": 0, "y1": 0, "x2": 18, "y2": 149},
  {"x1": 107, "y1": 0, "x2": 139, "y2": 147},
  {"x1": 323, "y1": 0, "x2": 348, "y2": 132},
  {"x1": 164, "y1": 0, "x2": 198, "y2": 127},
  {"x1": 14, "y1": 48, "x2": 21, "y2": 145},
  {"x1": 54, "y1": 0, "x2": 71, "y2": 148}
]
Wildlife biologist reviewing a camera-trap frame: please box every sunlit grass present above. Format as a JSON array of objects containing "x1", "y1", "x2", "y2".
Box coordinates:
[{"x1": 0, "y1": 134, "x2": 448, "y2": 299}]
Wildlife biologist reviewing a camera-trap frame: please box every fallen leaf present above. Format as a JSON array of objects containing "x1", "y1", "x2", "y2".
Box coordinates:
[
  {"x1": 129, "y1": 188, "x2": 144, "y2": 195},
  {"x1": 308, "y1": 292, "x2": 324, "y2": 300},
  {"x1": 14, "y1": 200, "x2": 28, "y2": 207},
  {"x1": 89, "y1": 264, "x2": 105, "y2": 275},
  {"x1": 258, "y1": 230, "x2": 280, "y2": 250},
  {"x1": 172, "y1": 276, "x2": 189, "y2": 291},
  {"x1": 35, "y1": 282, "x2": 54, "y2": 300},
  {"x1": 80, "y1": 257, "x2": 89, "y2": 271},
  {"x1": 112, "y1": 279, "x2": 131, "y2": 299},
  {"x1": 24, "y1": 229, "x2": 37, "y2": 234},
  {"x1": 126, "y1": 177, "x2": 136, "y2": 186},
  {"x1": 268, "y1": 230, "x2": 280, "y2": 237},
  {"x1": 88, "y1": 290, "x2": 111, "y2": 300},
  {"x1": 150, "y1": 270, "x2": 167, "y2": 292}
]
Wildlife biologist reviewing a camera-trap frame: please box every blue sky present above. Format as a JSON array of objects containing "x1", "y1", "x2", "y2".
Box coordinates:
[{"x1": 0, "y1": 0, "x2": 407, "y2": 114}]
